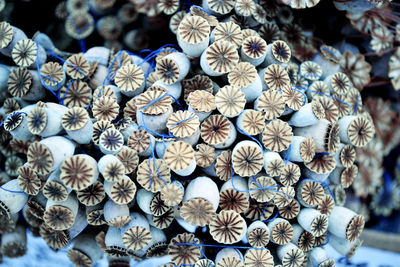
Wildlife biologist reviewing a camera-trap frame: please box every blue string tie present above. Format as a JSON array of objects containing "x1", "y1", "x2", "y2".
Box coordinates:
[
  {"x1": 0, "y1": 186, "x2": 25, "y2": 194},
  {"x1": 0, "y1": 111, "x2": 28, "y2": 128},
  {"x1": 36, "y1": 42, "x2": 60, "y2": 100}
]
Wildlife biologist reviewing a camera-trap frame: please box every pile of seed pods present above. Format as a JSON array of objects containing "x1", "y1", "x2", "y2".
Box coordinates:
[{"x1": 0, "y1": 0, "x2": 384, "y2": 266}]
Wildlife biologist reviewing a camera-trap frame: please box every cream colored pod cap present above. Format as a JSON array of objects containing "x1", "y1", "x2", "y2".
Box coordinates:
[
  {"x1": 177, "y1": 15, "x2": 210, "y2": 57},
  {"x1": 163, "y1": 141, "x2": 196, "y2": 176}
]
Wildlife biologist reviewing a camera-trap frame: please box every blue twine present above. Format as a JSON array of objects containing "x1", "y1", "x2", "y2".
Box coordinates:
[
  {"x1": 283, "y1": 144, "x2": 292, "y2": 165},
  {"x1": 169, "y1": 115, "x2": 196, "y2": 128},
  {"x1": 192, "y1": 240, "x2": 214, "y2": 267},
  {"x1": 257, "y1": 201, "x2": 271, "y2": 220},
  {"x1": 291, "y1": 87, "x2": 307, "y2": 106},
  {"x1": 301, "y1": 178, "x2": 335, "y2": 202},
  {"x1": 138, "y1": 44, "x2": 180, "y2": 67},
  {"x1": 0, "y1": 111, "x2": 27, "y2": 128},
  {"x1": 190, "y1": 5, "x2": 212, "y2": 16},
  {"x1": 48, "y1": 50, "x2": 87, "y2": 79},
  {"x1": 236, "y1": 126, "x2": 263, "y2": 150},
  {"x1": 0, "y1": 186, "x2": 25, "y2": 194},
  {"x1": 234, "y1": 248, "x2": 243, "y2": 261},
  {"x1": 59, "y1": 80, "x2": 74, "y2": 105},
  {"x1": 36, "y1": 42, "x2": 60, "y2": 99},
  {"x1": 78, "y1": 39, "x2": 86, "y2": 53},
  {"x1": 173, "y1": 243, "x2": 268, "y2": 250},
  {"x1": 313, "y1": 152, "x2": 330, "y2": 159},
  {"x1": 263, "y1": 211, "x2": 279, "y2": 223},
  {"x1": 318, "y1": 232, "x2": 330, "y2": 247},
  {"x1": 353, "y1": 94, "x2": 359, "y2": 114},
  {"x1": 304, "y1": 88, "x2": 350, "y2": 106}
]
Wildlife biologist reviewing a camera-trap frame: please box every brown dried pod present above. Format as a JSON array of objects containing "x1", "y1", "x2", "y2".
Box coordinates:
[
  {"x1": 235, "y1": 0, "x2": 256, "y2": 16},
  {"x1": 244, "y1": 199, "x2": 274, "y2": 221},
  {"x1": 215, "y1": 150, "x2": 232, "y2": 181},
  {"x1": 256, "y1": 90, "x2": 285, "y2": 120},
  {"x1": 297, "y1": 180, "x2": 325, "y2": 207},
  {"x1": 65, "y1": 11, "x2": 94, "y2": 40},
  {"x1": 136, "y1": 89, "x2": 172, "y2": 115},
  {"x1": 116, "y1": 147, "x2": 139, "y2": 174},
  {"x1": 345, "y1": 88, "x2": 362, "y2": 115},
  {"x1": 16, "y1": 165, "x2": 41, "y2": 195},
  {"x1": 205, "y1": 0, "x2": 235, "y2": 15},
  {"x1": 146, "y1": 242, "x2": 168, "y2": 258},
  {"x1": 153, "y1": 208, "x2": 174, "y2": 229},
  {"x1": 7, "y1": 67, "x2": 33, "y2": 98},
  {"x1": 308, "y1": 81, "x2": 330, "y2": 99},
  {"x1": 262, "y1": 119, "x2": 293, "y2": 152},
  {"x1": 122, "y1": 225, "x2": 152, "y2": 251},
  {"x1": 92, "y1": 96, "x2": 119, "y2": 121},
  {"x1": 281, "y1": 87, "x2": 306, "y2": 111},
  {"x1": 60, "y1": 154, "x2": 98, "y2": 191},
  {"x1": 92, "y1": 120, "x2": 115, "y2": 145},
  {"x1": 168, "y1": 233, "x2": 201, "y2": 266},
  {"x1": 43, "y1": 203, "x2": 77, "y2": 231},
  {"x1": 340, "y1": 51, "x2": 371, "y2": 91},
  {"x1": 268, "y1": 218, "x2": 294, "y2": 245},
  {"x1": 12, "y1": 39, "x2": 37, "y2": 67},
  {"x1": 136, "y1": 158, "x2": 171, "y2": 193},
  {"x1": 0, "y1": 21, "x2": 13, "y2": 49},
  {"x1": 27, "y1": 107, "x2": 47, "y2": 135},
  {"x1": 228, "y1": 62, "x2": 258, "y2": 89},
  {"x1": 185, "y1": 76, "x2": 214, "y2": 104},
  {"x1": 328, "y1": 72, "x2": 351, "y2": 95},
  {"x1": 215, "y1": 85, "x2": 246, "y2": 118},
  {"x1": 296, "y1": 229, "x2": 315, "y2": 252},
  {"x1": 232, "y1": 141, "x2": 264, "y2": 177},
  {"x1": 280, "y1": 163, "x2": 301, "y2": 186},
  {"x1": 190, "y1": 6, "x2": 218, "y2": 27},
  {"x1": 61, "y1": 106, "x2": 89, "y2": 132},
  {"x1": 128, "y1": 129, "x2": 152, "y2": 155},
  {"x1": 279, "y1": 198, "x2": 300, "y2": 220},
  {"x1": 114, "y1": 64, "x2": 144, "y2": 94},
  {"x1": 305, "y1": 154, "x2": 336, "y2": 174},
  {"x1": 65, "y1": 53, "x2": 90, "y2": 79},
  {"x1": 178, "y1": 15, "x2": 210, "y2": 45},
  {"x1": 338, "y1": 144, "x2": 356, "y2": 168},
  {"x1": 108, "y1": 177, "x2": 136, "y2": 205},
  {"x1": 163, "y1": 141, "x2": 195, "y2": 173},
  {"x1": 219, "y1": 188, "x2": 249, "y2": 214},
  {"x1": 200, "y1": 115, "x2": 231, "y2": 145},
  {"x1": 213, "y1": 21, "x2": 242, "y2": 49},
  {"x1": 317, "y1": 195, "x2": 335, "y2": 216},
  {"x1": 209, "y1": 210, "x2": 246, "y2": 244},
  {"x1": 339, "y1": 115, "x2": 375, "y2": 148},
  {"x1": 244, "y1": 248, "x2": 274, "y2": 267},
  {"x1": 150, "y1": 193, "x2": 170, "y2": 216},
  {"x1": 43, "y1": 180, "x2": 68, "y2": 202},
  {"x1": 263, "y1": 64, "x2": 291, "y2": 91},
  {"x1": 300, "y1": 61, "x2": 322, "y2": 81},
  {"x1": 86, "y1": 209, "x2": 106, "y2": 226},
  {"x1": 216, "y1": 256, "x2": 243, "y2": 267},
  {"x1": 40, "y1": 61, "x2": 65, "y2": 88},
  {"x1": 314, "y1": 95, "x2": 339, "y2": 123},
  {"x1": 27, "y1": 142, "x2": 54, "y2": 176},
  {"x1": 195, "y1": 144, "x2": 216, "y2": 168},
  {"x1": 203, "y1": 41, "x2": 239, "y2": 75},
  {"x1": 242, "y1": 36, "x2": 267, "y2": 63},
  {"x1": 258, "y1": 22, "x2": 280, "y2": 44},
  {"x1": 167, "y1": 110, "x2": 200, "y2": 138},
  {"x1": 239, "y1": 110, "x2": 265, "y2": 136},
  {"x1": 271, "y1": 40, "x2": 292, "y2": 64},
  {"x1": 249, "y1": 176, "x2": 277, "y2": 203},
  {"x1": 160, "y1": 183, "x2": 183, "y2": 206},
  {"x1": 265, "y1": 158, "x2": 285, "y2": 178},
  {"x1": 60, "y1": 80, "x2": 92, "y2": 108},
  {"x1": 274, "y1": 186, "x2": 295, "y2": 209},
  {"x1": 181, "y1": 197, "x2": 216, "y2": 227},
  {"x1": 39, "y1": 224, "x2": 70, "y2": 250}
]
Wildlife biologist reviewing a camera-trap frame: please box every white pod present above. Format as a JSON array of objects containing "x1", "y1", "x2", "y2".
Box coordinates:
[
  {"x1": 215, "y1": 248, "x2": 244, "y2": 264},
  {"x1": 232, "y1": 140, "x2": 263, "y2": 175},
  {"x1": 19, "y1": 70, "x2": 46, "y2": 101},
  {"x1": 298, "y1": 208, "x2": 328, "y2": 237},
  {"x1": 287, "y1": 136, "x2": 310, "y2": 163},
  {"x1": 329, "y1": 166, "x2": 345, "y2": 185},
  {"x1": 221, "y1": 175, "x2": 249, "y2": 198},
  {"x1": 0, "y1": 179, "x2": 28, "y2": 214},
  {"x1": 103, "y1": 200, "x2": 130, "y2": 225},
  {"x1": 309, "y1": 247, "x2": 335, "y2": 267},
  {"x1": 84, "y1": 46, "x2": 111, "y2": 66},
  {"x1": 313, "y1": 53, "x2": 341, "y2": 80},
  {"x1": 200, "y1": 41, "x2": 239, "y2": 76},
  {"x1": 88, "y1": 65, "x2": 108, "y2": 89},
  {"x1": 240, "y1": 74, "x2": 263, "y2": 103},
  {"x1": 293, "y1": 119, "x2": 332, "y2": 152},
  {"x1": 328, "y1": 206, "x2": 364, "y2": 240},
  {"x1": 136, "y1": 189, "x2": 154, "y2": 215},
  {"x1": 178, "y1": 128, "x2": 201, "y2": 147},
  {"x1": 213, "y1": 120, "x2": 237, "y2": 149},
  {"x1": 291, "y1": 224, "x2": 306, "y2": 246},
  {"x1": 153, "y1": 80, "x2": 182, "y2": 102},
  {"x1": 183, "y1": 176, "x2": 220, "y2": 211},
  {"x1": 0, "y1": 25, "x2": 28, "y2": 57},
  {"x1": 131, "y1": 54, "x2": 153, "y2": 75},
  {"x1": 70, "y1": 234, "x2": 103, "y2": 264},
  {"x1": 177, "y1": 16, "x2": 210, "y2": 57},
  {"x1": 155, "y1": 138, "x2": 174, "y2": 159},
  {"x1": 333, "y1": 143, "x2": 346, "y2": 168},
  {"x1": 6, "y1": 104, "x2": 36, "y2": 141},
  {"x1": 176, "y1": 217, "x2": 197, "y2": 233},
  {"x1": 40, "y1": 136, "x2": 76, "y2": 173},
  {"x1": 303, "y1": 167, "x2": 330, "y2": 182},
  {"x1": 137, "y1": 106, "x2": 174, "y2": 134},
  {"x1": 97, "y1": 155, "x2": 123, "y2": 180},
  {"x1": 267, "y1": 218, "x2": 293, "y2": 245},
  {"x1": 289, "y1": 103, "x2": 321, "y2": 127},
  {"x1": 160, "y1": 52, "x2": 190, "y2": 83},
  {"x1": 277, "y1": 243, "x2": 304, "y2": 264},
  {"x1": 63, "y1": 113, "x2": 93, "y2": 145},
  {"x1": 263, "y1": 151, "x2": 283, "y2": 173},
  {"x1": 105, "y1": 227, "x2": 126, "y2": 249},
  {"x1": 257, "y1": 67, "x2": 269, "y2": 91},
  {"x1": 188, "y1": 104, "x2": 212, "y2": 122},
  {"x1": 34, "y1": 103, "x2": 67, "y2": 137},
  {"x1": 68, "y1": 206, "x2": 88, "y2": 240},
  {"x1": 329, "y1": 235, "x2": 362, "y2": 259}
]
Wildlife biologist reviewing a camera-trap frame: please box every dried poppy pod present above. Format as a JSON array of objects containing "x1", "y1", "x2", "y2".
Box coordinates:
[
  {"x1": 17, "y1": 165, "x2": 41, "y2": 195},
  {"x1": 299, "y1": 61, "x2": 322, "y2": 82},
  {"x1": 209, "y1": 210, "x2": 246, "y2": 244},
  {"x1": 244, "y1": 248, "x2": 273, "y2": 267},
  {"x1": 92, "y1": 96, "x2": 120, "y2": 122},
  {"x1": 99, "y1": 128, "x2": 124, "y2": 155},
  {"x1": 293, "y1": 119, "x2": 340, "y2": 154},
  {"x1": 0, "y1": 224, "x2": 27, "y2": 258},
  {"x1": 317, "y1": 194, "x2": 335, "y2": 216},
  {"x1": 116, "y1": 147, "x2": 139, "y2": 174},
  {"x1": 93, "y1": 84, "x2": 122, "y2": 103},
  {"x1": 44, "y1": 194, "x2": 79, "y2": 230},
  {"x1": 160, "y1": 181, "x2": 184, "y2": 207},
  {"x1": 67, "y1": 234, "x2": 102, "y2": 267},
  {"x1": 180, "y1": 196, "x2": 216, "y2": 226},
  {"x1": 329, "y1": 165, "x2": 358, "y2": 189},
  {"x1": 60, "y1": 154, "x2": 99, "y2": 191},
  {"x1": 168, "y1": 233, "x2": 201, "y2": 266},
  {"x1": 136, "y1": 90, "x2": 173, "y2": 133},
  {"x1": 136, "y1": 189, "x2": 154, "y2": 215},
  {"x1": 211, "y1": 21, "x2": 242, "y2": 49},
  {"x1": 234, "y1": 0, "x2": 256, "y2": 16},
  {"x1": 247, "y1": 220, "x2": 270, "y2": 248},
  {"x1": 219, "y1": 176, "x2": 249, "y2": 213},
  {"x1": 183, "y1": 176, "x2": 220, "y2": 213},
  {"x1": 43, "y1": 170, "x2": 70, "y2": 202},
  {"x1": 60, "y1": 80, "x2": 92, "y2": 108},
  {"x1": 261, "y1": 64, "x2": 291, "y2": 91},
  {"x1": 279, "y1": 162, "x2": 301, "y2": 186},
  {"x1": 104, "y1": 226, "x2": 129, "y2": 258},
  {"x1": 27, "y1": 103, "x2": 67, "y2": 137},
  {"x1": 274, "y1": 185, "x2": 295, "y2": 208},
  {"x1": 177, "y1": 15, "x2": 210, "y2": 58},
  {"x1": 63, "y1": 53, "x2": 90, "y2": 80},
  {"x1": 298, "y1": 208, "x2": 328, "y2": 237},
  {"x1": 308, "y1": 247, "x2": 335, "y2": 267},
  {"x1": 27, "y1": 136, "x2": 76, "y2": 175},
  {"x1": 296, "y1": 179, "x2": 325, "y2": 207},
  {"x1": 262, "y1": 119, "x2": 293, "y2": 152},
  {"x1": 338, "y1": 115, "x2": 375, "y2": 148},
  {"x1": 114, "y1": 63, "x2": 145, "y2": 97},
  {"x1": 103, "y1": 200, "x2": 131, "y2": 228},
  {"x1": 254, "y1": 90, "x2": 285, "y2": 120},
  {"x1": 304, "y1": 154, "x2": 337, "y2": 181},
  {"x1": 263, "y1": 40, "x2": 291, "y2": 68},
  {"x1": 232, "y1": 140, "x2": 264, "y2": 177},
  {"x1": 120, "y1": 212, "x2": 151, "y2": 251},
  {"x1": 202, "y1": 0, "x2": 235, "y2": 16},
  {"x1": 328, "y1": 206, "x2": 365, "y2": 242},
  {"x1": 157, "y1": 0, "x2": 179, "y2": 14},
  {"x1": 334, "y1": 143, "x2": 355, "y2": 168},
  {"x1": 200, "y1": 41, "x2": 239, "y2": 76},
  {"x1": 312, "y1": 45, "x2": 341, "y2": 79},
  {"x1": 156, "y1": 52, "x2": 190, "y2": 86},
  {"x1": 329, "y1": 235, "x2": 362, "y2": 260},
  {"x1": 200, "y1": 114, "x2": 237, "y2": 149},
  {"x1": 187, "y1": 90, "x2": 216, "y2": 122},
  {"x1": 286, "y1": 136, "x2": 316, "y2": 163},
  {"x1": 268, "y1": 218, "x2": 293, "y2": 245},
  {"x1": 128, "y1": 129, "x2": 155, "y2": 157},
  {"x1": 288, "y1": 101, "x2": 326, "y2": 127},
  {"x1": 65, "y1": 11, "x2": 95, "y2": 40},
  {"x1": 215, "y1": 85, "x2": 246, "y2": 118},
  {"x1": 40, "y1": 61, "x2": 66, "y2": 92},
  {"x1": 291, "y1": 224, "x2": 315, "y2": 252},
  {"x1": 228, "y1": 62, "x2": 262, "y2": 102},
  {"x1": 263, "y1": 151, "x2": 285, "y2": 177},
  {"x1": 166, "y1": 110, "x2": 200, "y2": 145},
  {"x1": 276, "y1": 243, "x2": 305, "y2": 267},
  {"x1": 0, "y1": 22, "x2": 27, "y2": 57},
  {"x1": 248, "y1": 175, "x2": 277, "y2": 203},
  {"x1": 86, "y1": 204, "x2": 107, "y2": 226},
  {"x1": 183, "y1": 74, "x2": 214, "y2": 101},
  {"x1": 313, "y1": 96, "x2": 339, "y2": 123},
  {"x1": 195, "y1": 143, "x2": 216, "y2": 168},
  {"x1": 104, "y1": 175, "x2": 136, "y2": 205},
  {"x1": 240, "y1": 35, "x2": 267, "y2": 67},
  {"x1": 5, "y1": 155, "x2": 24, "y2": 177},
  {"x1": 0, "y1": 179, "x2": 28, "y2": 218},
  {"x1": 215, "y1": 248, "x2": 244, "y2": 265},
  {"x1": 163, "y1": 141, "x2": 196, "y2": 176},
  {"x1": 236, "y1": 109, "x2": 265, "y2": 136},
  {"x1": 8, "y1": 68, "x2": 45, "y2": 101},
  {"x1": 152, "y1": 80, "x2": 182, "y2": 102},
  {"x1": 169, "y1": 10, "x2": 187, "y2": 34},
  {"x1": 98, "y1": 154, "x2": 126, "y2": 182},
  {"x1": 39, "y1": 223, "x2": 70, "y2": 250},
  {"x1": 96, "y1": 15, "x2": 123, "y2": 41},
  {"x1": 61, "y1": 107, "x2": 93, "y2": 144},
  {"x1": 77, "y1": 181, "x2": 105, "y2": 207},
  {"x1": 324, "y1": 72, "x2": 351, "y2": 96},
  {"x1": 12, "y1": 39, "x2": 45, "y2": 68},
  {"x1": 137, "y1": 158, "x2": 171, "y2": 193},
  {"x1": 307, "y1": 81, "x2": 329, "y2": 100},
  {"x1": 195, "y1": 259, "x2": 215, "y2": 267}
]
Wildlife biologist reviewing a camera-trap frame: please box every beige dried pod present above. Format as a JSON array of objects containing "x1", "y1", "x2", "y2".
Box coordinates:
[
  {"x1": 325, "y1": 72, "x2": 351, "y2": 95},
  {"x1": 314, "y1": 95, "x2": 339, "y2": 123},
  {"x1": 262, "y1": 119, "x2": 293, "y2": 152},
  {"x1": 280, "y1": 163, "x2": 301, "y2": 186},
  {"x1": 107, "y1": 176, "x2": 137, "y2": 205},
  {"x1": 0, "y1": 21, "x2": 14, "y2": 51},
  {"x1": 277, "y1": 243, "x2": 305, "y2": 267},
  {"x1": 215, "y1": 85, "x2": 246, "y2": 118},
  {"x1": 17, "y1": 165, "x2": 41, "y2": 195},
  {"x1": 99, "y1": 128, "x2": 124, "y2": 155},
  {"x1": 263, "y1": 151, "x2": 285, "y2": 177},
  {"x1": 296, "y1": 179, "x2": 325, "y2": 207},
  {"x1": 64, "y1": 53, "x2": 90, "y2": 79},
  {"x1": 12, "y1": 39, "x2": 38, "y2": 68},
  {"x1": 200, "y1": 115, "x2": 234, "y2": 146},
  {"x1": 158, "y1": 0, "x2": 179, "y2": 14},
  {"x1": 212, "y1": 21, "x2": 242, "y2": 49},
  {"x1": 156, "y1": 52, "x2": 190, "y2": 85},
  {"x1": 263, "y1": 64, "x2": 291, "y2": 91},
  {"x1": 244, "y1": 248, "x2": 273, "y2": 267},
  {"x1": 177, "y1": 15, "x2": 211, "y2": 58},
  {"x1": 241, "y1": 36, "x2": 267, "y2": 67},
  {"x1": 195, "y1": 144, "x2": 216, "y2": 168},
  {"x1": 42, "y1": 179, "x2": 69, "y2": 203},
  {"x1": 8, "y1": 68, "x2": 44, "y2": 100},
  {"x1": 160, "y1": 183, "x2": 183, "y2": 206},
  {"x1": 116, "y1": 147, "x2": 139, "y2": 174},
  {"x1": 168, "y1": 233, "x2": 201, "y2": 266},
  {"x1": 200, "y1": 41, "x2": 239, "y2": 76},
  {"x1": 249, "y1": 176, "x2": 277, "y2": 203},
  {"x1": 39, "y1": 224, "x2": 70, "y2": 250},
  {"x1": 114, "y1": 63, "x2": 145, "y2": 97},
  {"x1": 236, "y1": 109, "x2": 265, "y2": 136},
  {"x1": 332, "y1": 93, "x2": 350, "y2": 118},
  {"x1": 228, "y1": 62, "x2": 262, "y2": 102},
  {"x1": 65, "y1": 11, "x2": 94, "y2": 40},
  {"x1": 328, "y1": 206, "x2": 365, "y2": 242},
  {"x1": 209, "y1": 210, "x2": 246, "y2": 244},
  {"x1": 305, "y1": 154, "x2": 336, "y2": 175},
  {"x1": 298, "y1": 208, "x2": 329, "y2": 237},
  {"x1": 281, "y1": 87, "x2": 306, "y2": 111},
  {"x1": 308, "y1": 81, "x2": 330, "y2": 100},
  {"x1": 181, "y1": 197, "x2": 216, "y2": 226},
  {"x1": 77, "y1": 181, "x2": 105, "y2": 206},
  {"x1": 255, "y1": 90, "x2": 285, "y2": 120},
  {"x1": 299, "y1": 61, "x2": 323, "y2": 81},
  {"x1": 92, "y1": 120, "x2": 114, "y2": 145},
  {"x1": 335, "y1": 144, "x2": 355, "y2": 168},
  {"x1": 92, "y1": 96, "x2": 119, "y2": 121},
  {"x1": 153, "y1": 208, "x2": 174, "y2": 229},
  {"x1": 244, "y1": 199, "x2": 274, "y2": 221},
  {"x1": 184, "y1": 75, "x2": 214, "y2": 100},
  {"x1": 268, "y1": 218, "x2": 293, "y2": 245},
  {"x1": 43, "y1": 194, "x2": 78, "y2": 231},
  {"x1": 330, "y1": 165, "x2": 358, "y2": 188},
  {"x1": 234, "y1": 0, "x2": 256, "y2": 16},
  {"x1": 136, "y1": 158, "x2": 171, "y2": 193},
  {"x1": 186, "y1": 89, "x2": 215, "y2": 121},
  {"x1": 273, "y1": 186, "x2": 295, "y2": 209},
  {"x1": 219, "y1": 187, "x2": 249, "y2": 214},
  {"x1": 216, "y1": 256, "x2": 243, "y2": 267},
  {"x1": 203, "y1": 0, "x2": 235, "y2": 15},
  {"x1": 166, "y1": 110, "x2": 200, "y2": 139},
  {"x1": 60, "y1": 154, "x2": 99, "y2": 191},
  {"x1": 163, "y1": 141, "x2": 196, "y2": 176},
  {"x1": 190, "y1": 5, "x2": 218, "y2": 27},
  {"x1": 170, "y1": 10, "x2": 187, "y2": 34},
  {"x1": 317, "y1": 194, "x2": 335, "y2": 216},
  {"x1": 232, "y1": 141, "x2": 264, "y2": 177},
  {"x1": 338, "y1": 115, "x2": 375, "y2": 148},
  {"x1": 127, "y1": 129, "x2": 153, "y2": 157},
  {"x1": 136, "y1": 89, "x2": 172, "y2": 116},
  {"x1": 246, "y1": 221, "x2": 270, "y2": 248},
  {"x1": 150, "y1": 193, "x2": 171, "y2": 216},
  {"x1": 279, "y1": 198, "x2": 300, "y2": 220},
  {"x1": 40, "y1": 61, "x2": 66, "y2": 91},
  {"x1": 212, "y1": 150, "x2": 231, "y2": 181}
]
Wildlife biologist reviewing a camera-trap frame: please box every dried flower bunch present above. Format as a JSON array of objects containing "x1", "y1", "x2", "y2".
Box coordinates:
[{"x1": 0, "y1": 0, "x2": 390, "y2": 266}]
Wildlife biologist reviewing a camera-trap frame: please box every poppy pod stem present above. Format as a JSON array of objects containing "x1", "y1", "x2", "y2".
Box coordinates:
[
  {"x1": 38, "y1": 136, "x2": 76, "y2": 171},
  {"x1": 183, "y1": 176, "x2": 220, "y2": 211},
  {"x1": 328, "y1": 235, "x2": 362, "y2": 259},
  {"x1": 0, "y1": 179, "x2": 28, "y2": 214},
  {"x1": 309, "y1": 247, "x2": 335, "y2": 267},
  {"x1": 328, "y1": 206, "x2": 365, "y2": 241}
]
